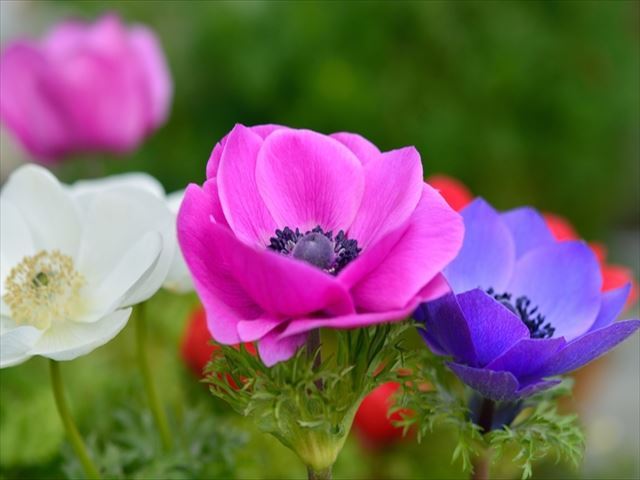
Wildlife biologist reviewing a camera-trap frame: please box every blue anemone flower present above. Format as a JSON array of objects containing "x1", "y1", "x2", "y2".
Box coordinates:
[{"x1": 415, "y1": 198, "x2": 639, "y2": 401}]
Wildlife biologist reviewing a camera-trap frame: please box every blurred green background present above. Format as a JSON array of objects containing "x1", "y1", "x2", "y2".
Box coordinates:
[
  {"x1": 1, "y1": 1, "x2": 639, "y2": 479},
  {"x1": 2, "y1": 0, "x2": 639, "y2": 237}
]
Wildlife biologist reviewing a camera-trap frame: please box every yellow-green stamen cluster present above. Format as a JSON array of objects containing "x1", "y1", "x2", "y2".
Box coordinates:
[{"x1": 3, "y1": 250, "x2": 85, "y2": 329}]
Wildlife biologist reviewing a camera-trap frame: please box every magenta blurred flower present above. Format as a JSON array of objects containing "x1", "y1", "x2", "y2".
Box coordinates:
[
  {"x1": 178, "y1": 124, "x2": 464, "y2": 366},
  {"x1": 0, "y1": 14, "x2": 171, "y2": 162}
]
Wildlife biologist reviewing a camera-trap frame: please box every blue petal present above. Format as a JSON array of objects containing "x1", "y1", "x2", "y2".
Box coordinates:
[
  {"x1": 540, "y1": 319, "x2": 640, "y2": 377},
  {"x1": 444, "y1": 198, "x2": 516, "y2": 294},
  {"x1": 507, "y1": 241, "x2": 602, "y2": 341},
  {"x1": 485, "y1": 337, "x2": 565, "y2": 380},
  {"x1": 447, "y1": 363, "x2": 519, "y2": 401},
  {"x1": 515, "y1": 379, "x2": 561, "y2": 398},
  {"x1": 457, "y1": 289, "x2": 529, "y2": 367},
  {"x1": 417, "y1": 292, "x2": 477, "y2": 365},
  {"x1": 501, "y1": 207, "x2": 555, "y2": 259},
  {"x1": 587, "y1": 284, "x2": 631, "y2": 333}
]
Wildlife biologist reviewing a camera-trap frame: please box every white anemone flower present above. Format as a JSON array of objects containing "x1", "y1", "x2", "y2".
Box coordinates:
[
  {"x1": 70, "y1": 173, "x2": 193, "y2": 294},
  {"x1": 0, "y1": 165, "x2": 175, "y2": 367}
]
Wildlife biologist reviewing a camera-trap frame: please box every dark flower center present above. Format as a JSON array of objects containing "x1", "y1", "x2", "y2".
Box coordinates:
[
  {"x1": 486, "y1": 288, "x2": 555, "y2": 339},
  {"x1": 268, "y1": 226, "x2": 361, "y2": 274}
]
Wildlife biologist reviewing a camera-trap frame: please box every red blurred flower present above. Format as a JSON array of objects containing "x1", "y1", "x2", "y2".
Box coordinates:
[
  {"x1": 181, "y1": 305, "x2": 255, "y2": 379},
  {"x1": 353, "y1": 382, "x2": 411, "y2": 449},
  {"x1": 426, "y1": 175, "x2": 473, "y2": 212}
]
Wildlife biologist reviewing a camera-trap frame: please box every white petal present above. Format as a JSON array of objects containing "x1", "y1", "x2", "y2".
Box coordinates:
[
  {"x1": 0, "y1": 165, "x2": 81, "y2": 255},
  {"x1": 76, "y1": 188, "x2": 175, "y2": 305},
  {"x1": 83, "y1": 232, "x2": 162, "y2": 319},
  {"x1": 166, "y1": 189, "x2": 185, "y2": 214},
  {"x1": 161, "y1": 189, "x2": 193, "y2": 293},
  {"x1": 162, "y1": 247, "x2": 193, "y2": 293},
  {"x1": 31, "y1": 308, "x2": 131, "y2": 361},
  {"x1": 71, "y1": 173, "x2": 165, "y2": 200},
  {"x1": 0, "y1": 316, "x2": 42, "y2": 368},
  {"x1": 0, "y1": 199, "x2": 35, "y2": 296}
]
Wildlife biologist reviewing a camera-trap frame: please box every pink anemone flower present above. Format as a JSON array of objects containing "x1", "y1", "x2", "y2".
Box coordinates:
[{"x1": 178, "y1": 124, "x2": 464, "y2": 366}]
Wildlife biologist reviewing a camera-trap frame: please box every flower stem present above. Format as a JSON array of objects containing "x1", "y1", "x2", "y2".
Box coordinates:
[
  {"x1": 471, "y1": 397, "x2": 495, "y2": 480},
  {"x1": 471, "y1": 450, "x2": 490, "y2": 480},
  {"x1": 135, "y1": 303, "x2": 172, "y2": 451},
  {"x1": 49, "y1": 360, "x2": 101, "y2": 480},
  {"x1": 307, "y1": 466, "x2": 332, "y2": 480}
]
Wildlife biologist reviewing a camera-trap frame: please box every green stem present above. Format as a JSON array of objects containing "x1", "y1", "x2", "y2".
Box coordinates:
[
  {"x1": 307, "y1": 466, "x2": 332, "y2": 480},
  {"x1": 471, "y1": 397, "x2": 495, "y2": 480},
  {"x1": 49, "y1": 360, "x2": 101, "y2": 480},
  {"x1": 135, "y1": 303, "x2": 172, "y2": 451}
]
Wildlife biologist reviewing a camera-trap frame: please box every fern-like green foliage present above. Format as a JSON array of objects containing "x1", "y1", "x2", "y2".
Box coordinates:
[
  {"x1": 62, "y1": 404, "x2": 246, "y2": 479},
  {"x1": 487, "y1": 398, "x2": 584, "y2": 480},
  {"x1": 205, "y1": 323, "x2": 413, "y2": 471},
  {"x1": 393, "y1": 349, "x2": 585, "y2": 479},
  {"x1": 392, "y1": 349, "x2": 483, "y2": 472}
]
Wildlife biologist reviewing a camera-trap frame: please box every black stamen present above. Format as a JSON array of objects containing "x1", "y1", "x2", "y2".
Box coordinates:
[
  {"x1": 486, "y1": 288, "x2": 555, "y2": 339},
  {"x1": 268, "y1": 225, "x2": 361, "y2": 275}
]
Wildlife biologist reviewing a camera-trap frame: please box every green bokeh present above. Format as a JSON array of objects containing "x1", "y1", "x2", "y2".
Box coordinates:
[{"x1": 44, "y1": 0, "x2": 640, "y2": 239}]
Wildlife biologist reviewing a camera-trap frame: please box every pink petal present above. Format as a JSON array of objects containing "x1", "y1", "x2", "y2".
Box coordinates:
[
  {"x1": 256, "y1": 129, "x2": 365, "y2": 232},
  {"x1": 213, "y1": 225, "x2": 355, "y2": 318},
  {"x1": 237, "y1": 316, "x2": 287, "y2": 343},
  {"x1": 207, "y1": 124, "x2": 286, "y2": 179},
  {"x1": 178, "y1": 184, "x2": 264, "y2": 344},
  {"x1": 202, "y1": 179, "x2": 229, "y2": 227},
  {"x1": 350, "y1": 185, "x2": 464, "y2": 311},
  {"x1": 0, "y1": 42, "x2": 70, "y2": 161},
  {"x1": 258, "y1": 328, "x2": 308, "y2": 367},
  {"x1": 278, "y1": 274, "x2": 448, "y2": 338},
  {"x1": 330, "y1": 132, "x2": 381, "y2": 164},
  {"x1": 128, "y1": 25, "x2": 172, "y2": 129},
  {"x1": 347, "y1": 146, "x2": 423, "y2": 248},
  {"x1": 206, "y1": 137, "x2": 227, "y2": 179},
  {"x1": 216, "y1": 124, "x2": 277, "y2": 245}
]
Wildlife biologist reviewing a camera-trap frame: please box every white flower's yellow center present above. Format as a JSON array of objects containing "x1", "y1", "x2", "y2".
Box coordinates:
[{"x1": 3, "y1": 250, "x2": 85, "y2": 329}]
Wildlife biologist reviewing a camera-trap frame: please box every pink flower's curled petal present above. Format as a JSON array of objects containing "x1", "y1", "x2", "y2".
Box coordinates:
[
  {"x1": 202, "y1": 179, "x2": 229, "y2": 227},
  {"x1": 258, "y1": 328, "x2": 308, "y2": 367},
  {"x1": 178, "y1": 184, "x2": 264, "y2": 344},
  {"x1": 277, "y1": 274, "x2": 448, "y2": 338},
  {"x1": 128, "y1": 25, "x2": 172, "y2": 129},
  {"x1": 251, "y1": 124, "x2": 287, "y2": 139},
  {"x1": 217, "y1": 124, "x2": 277, "y2": 245},
  {"x1": 256, "y1": 129, "x2": 365, "y2": 232},
  {"x1": 330, "y1": 132, "x2": 381, "y2": 165},
  {"x1": 338, "y1": 220, "x2": 409, "y2": 289},
  {"x1": 350, "y1": 185, "x2": 464, "y2": 311},
  {"x1": 206, "y1": 139, "x2": 225, "y2": 179},
  {"x1": 237, "y1": 316, "x2": 287, "y2": 343},
  {"x1": 0, "y1": 43, "x2": 70, "y2": 160},
  {"x1": 348, "y1": 147, "x2": 423, "y2": 249}
]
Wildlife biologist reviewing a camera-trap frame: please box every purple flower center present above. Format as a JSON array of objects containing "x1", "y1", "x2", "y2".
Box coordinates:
[
  {"x1": 268, "y1": 226, "x2": 361, "y2": 274},
  {"x1": 486, "y1": 288, "x2": 555, "y2": 339}
]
